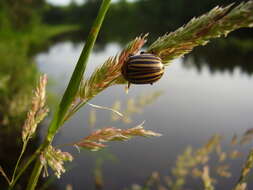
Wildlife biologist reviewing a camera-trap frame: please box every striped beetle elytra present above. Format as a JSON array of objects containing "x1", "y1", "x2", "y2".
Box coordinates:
[{"x1": 121, "y1": 52, "x2": 164, "y2": 87}]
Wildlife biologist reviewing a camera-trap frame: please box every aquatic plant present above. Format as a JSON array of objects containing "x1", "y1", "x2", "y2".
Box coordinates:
[{"x1": 1, "y1": 0, "x2": 253, "y2": 189}]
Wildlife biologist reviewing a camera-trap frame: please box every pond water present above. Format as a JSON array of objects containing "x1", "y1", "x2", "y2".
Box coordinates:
[{"x1": 36, "y1": 41, "x2": 253, "y2": 190}]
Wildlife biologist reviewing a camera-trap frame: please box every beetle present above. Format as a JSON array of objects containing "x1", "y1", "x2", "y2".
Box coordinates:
[{"x1": 121, "y1": 52, "x2": 165, "y2": 88}]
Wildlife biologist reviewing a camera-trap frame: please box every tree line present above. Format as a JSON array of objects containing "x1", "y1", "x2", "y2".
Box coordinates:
[
  {"x1": 1, "y1": 0, "x2": 251, "y2": 39},
  {"x1": 42, "y1": 0, "x2": 252, "y2": 41}
]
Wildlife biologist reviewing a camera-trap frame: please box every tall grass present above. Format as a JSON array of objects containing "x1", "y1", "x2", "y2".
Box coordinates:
[
  {"x1": 125, "y1": 132, "x2": 253, "y2": 190},
  {"x1": 0, "y1": 0, "x2": 253, "y2": 189}
]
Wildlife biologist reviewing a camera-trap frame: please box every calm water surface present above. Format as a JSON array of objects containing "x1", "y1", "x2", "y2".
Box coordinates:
[{"x1": 36, "y1": 41, "x2": 253, "y2": 190}]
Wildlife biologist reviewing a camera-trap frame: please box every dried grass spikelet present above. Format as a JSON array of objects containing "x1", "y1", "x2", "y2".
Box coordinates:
[
  {"x1": 234, "y1": 183, "x2": 247, "y2": 190},
  {"x1": 64, "y1": 35, "x2": 147, "y2": 122},
  {"x1": 75, "y1": 122, "x2": 161, "y2": 151},
  {"x1": 195, "y1": 135, "x2": 221, "y2": 164},
  {"x1": 236, "y1": 149, "x2": 253, "y2": 185},
  {"x1": 215, "y1": 144, "x2": 227, "y2": 162},
  {"x1": 131, "y1": 184, "x2": 142, "y2": 190},
  {"x1": 40, "y1": 145, "x2": 73, "y2": 178},
  {"x1": 147, "y1": 1, "x2": 253, "y2": 65},
  {"x1": 66, "y1": 184, "x2": 73, "y2": 190},
  {"x1": 201, "y1": 166, "x2": 215, "y2": 190},
  {"x1": 192, "y1": 168, "x2": 202, "y2": 178},
  {"x1": 111, "y1": 91, "x2": 163, "y2": 124},
  {"x1": 170, "y1": 135, "x2": 221, "y2": 189},
  {"x1": 229, "y1": 150, "x2": 242, "y2": 159},
  {"x1": 231, "y1": 134, "x2": 238, "y2": 145},
  {"x1": 76, "y1": 141, "x2": 106, "y2": 152},
  {"x1": 22, "y1": 74, "x2": 49, "y2": 142},
  {"x1": 122, "y1": 98, "x2": 142, "y2": 123},
  {"x1": 240, "y1": 128, "x2": 253, "y2": 145},
  {"x1": 216, "y1": 165, "x2": 231, "y2": 178},
  {"x1": 142, "y1": 171, "x2": 166, "y2": 190},
  {"x1": 80, "y1": 34, "x2": 147, "y2": 99},
  {"x1": 137, "y1": 91, "x2": 163, "y2": 106}
]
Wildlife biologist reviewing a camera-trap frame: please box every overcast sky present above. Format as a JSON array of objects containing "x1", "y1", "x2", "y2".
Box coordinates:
[
  {"x1": 46, "y1": 0, "x2": 85, "y2": 6},
  {"x1": 46, "y1": 0, "x2": 134, "y2": 6}
]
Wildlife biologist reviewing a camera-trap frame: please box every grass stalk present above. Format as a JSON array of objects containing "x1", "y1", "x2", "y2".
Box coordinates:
[
  {"x1": 25, "y1": 0, "x2": 111, "y2": 189},
  {"x1": 10, "y1": 141, "x2": 28, "y2": 186},
  {"x1": 9, "y1": 147, "x2": 41, "y2": 189},
  {"x1": 47, "y1": 0, "x2": 112, "y2": 140},
  {"x1": 26, "y1": 159, "x2": 44, "y2": 190}
]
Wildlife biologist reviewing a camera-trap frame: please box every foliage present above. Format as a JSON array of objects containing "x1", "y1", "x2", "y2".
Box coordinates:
[
  {"x1": 42, "y1": 0, "x2": 253, "y2": 42},
  {"x1": 0, "y1": 39, "x2": 38, "y2": 128},
  {"x1": 0, "y1": 0, "x2": 45, "y2": 30},
  {"x1": 0, "y1": 3, "x2": 81, "y2": 189},
  {"x1": 0, "y1": 23, "x2": 79, "y2": 127}
]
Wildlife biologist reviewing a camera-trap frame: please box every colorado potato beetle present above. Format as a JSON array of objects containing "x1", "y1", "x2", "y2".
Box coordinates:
[{"x1": 121, "y1": 52, "x2": 164, "y2": 88}]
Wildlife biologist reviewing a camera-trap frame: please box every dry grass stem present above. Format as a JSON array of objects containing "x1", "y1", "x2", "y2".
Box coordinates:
[
  {"x1": 0, "y1": 166, "x2": 11, "y2": 185},
  {"x1": 88, "y1": 102, "x2": 123, "y2": 117}
]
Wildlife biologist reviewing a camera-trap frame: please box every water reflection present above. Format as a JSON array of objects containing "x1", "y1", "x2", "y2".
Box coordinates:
[
  {"x1": 35, "y1": 41, "x2": 253, "y2": 190},
  {"x1": 183, "y1": 40, "x2": 253, "y2": 76}
]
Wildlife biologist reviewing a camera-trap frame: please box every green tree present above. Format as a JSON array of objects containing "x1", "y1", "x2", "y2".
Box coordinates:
[{"x1": 2, "y1": 0, "x2": 45, "y2": 30}]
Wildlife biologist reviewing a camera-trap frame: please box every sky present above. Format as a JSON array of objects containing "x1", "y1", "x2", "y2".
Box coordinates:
[
  {"x1": 46, "y1": 0, "x2": 134, "y2": 6},
  {"x1": 46, "y1": 0, "x2": 83, "y2": 6}
]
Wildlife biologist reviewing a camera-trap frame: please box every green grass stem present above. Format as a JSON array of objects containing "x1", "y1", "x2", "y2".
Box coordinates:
[
  {"x1": 25, "y1": 1, "x2": 111, "y2": 189},
  {"x1": 47, "y1": 0, "x2": 111, "y2": 141}
]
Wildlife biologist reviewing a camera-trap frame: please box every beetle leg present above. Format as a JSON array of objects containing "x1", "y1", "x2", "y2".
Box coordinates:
[{"x1": 125, "y1": 82, "x2": 131, "y2": 94}]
